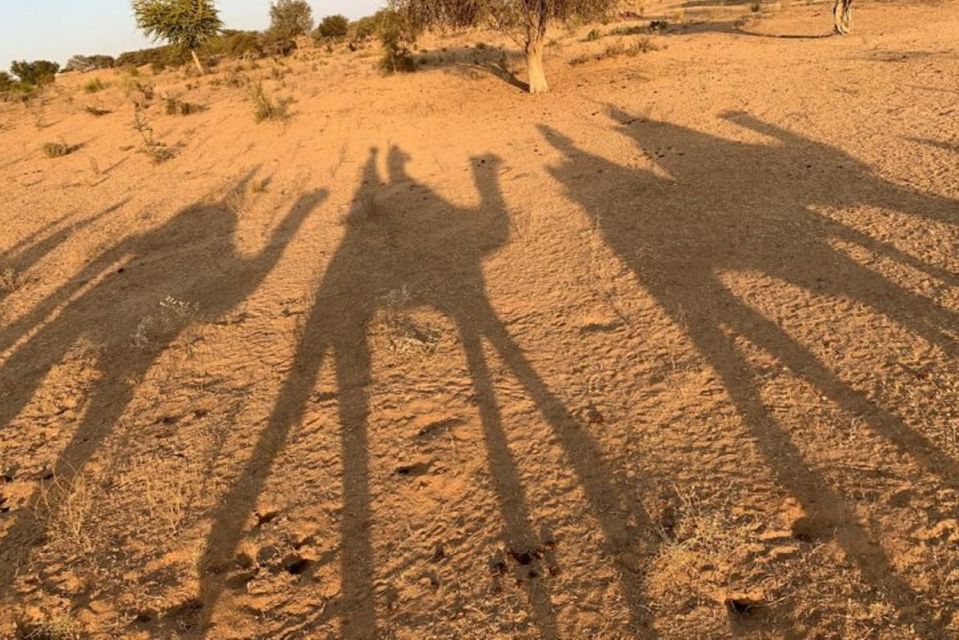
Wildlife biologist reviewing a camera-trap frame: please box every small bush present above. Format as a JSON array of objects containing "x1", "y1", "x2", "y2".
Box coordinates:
[
  {"x1": 83, "y1": 78, "x2": 108, "y2": 93},
  {"x1": 317, "y1": 14, "x2": 349, "y2": 39},
  {"x1": 570, "y1": 37, "x2": 659, "y2": 65},
  {"x1": 42, "y1": 141, "x2": 78, "y2": 158},
  {"x1": 751, "y1": 1, "x2": 761, "y2": 10},
  {"x1": 584, "y1": 29, "x2": 602, "y2": 42},
  {"x1": 164, "y1": 97, "x2": 204, "y2": 116},
  {"x1": 133, "y1": 108, "x2": 175, "y2": 163},
  {"x1": 249, "y1": 82, "x2": 291, "y2": 123},
  {"x1": 610, "y1": 24, "x2": 647, "y2": 36}
]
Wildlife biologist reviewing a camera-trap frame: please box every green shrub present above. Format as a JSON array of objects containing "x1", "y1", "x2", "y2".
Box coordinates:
[
  {"x1": 11, "y1": 59, "x2": 60, "y2": 86},
  {"x1": 317, "y1": 14, "x2": 349, "y2": 39}
]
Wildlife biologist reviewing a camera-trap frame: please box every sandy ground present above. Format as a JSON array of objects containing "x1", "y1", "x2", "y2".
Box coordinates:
[{"x1": 1, "y1": 0, "x2": 957, "y2": 638}]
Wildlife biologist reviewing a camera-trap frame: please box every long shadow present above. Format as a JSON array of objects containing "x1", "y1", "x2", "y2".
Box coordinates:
[
  {"x1": 0, "y1": 179, "x2": 325, "y2": 588},
  {"x1": 0, "y1": 201, "x2": 127, "y2": 307},
  {"x1": 541, "y1": 111, "x2": 958, "y2": 636},
  {"x1": 198, "y1": 148, "x2": 661, "y2": 638}
]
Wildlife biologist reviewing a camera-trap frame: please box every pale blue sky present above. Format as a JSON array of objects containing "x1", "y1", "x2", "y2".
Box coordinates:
[{"x1": 1, "y1": 1, "x2": 384, "y2": 73}]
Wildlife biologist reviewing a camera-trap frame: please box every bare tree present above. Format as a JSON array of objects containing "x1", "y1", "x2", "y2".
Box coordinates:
[{"x1": 390, "y1": 0, "x2": 620, "y2": 94}]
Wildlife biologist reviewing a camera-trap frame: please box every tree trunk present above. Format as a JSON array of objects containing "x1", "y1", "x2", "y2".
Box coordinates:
[
  {"x1": 191, "y1": 49, "x2": 205, "y2": 74},
  {"x1": 525, "y1": 36, "x2": 549, "y2": 94},
  {"x1": 833, "y1": 0, "x2": 852, "y2": 34}
]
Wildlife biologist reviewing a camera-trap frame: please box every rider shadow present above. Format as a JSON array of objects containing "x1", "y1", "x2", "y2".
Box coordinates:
[
  {"x1": 541, "y1": 111, "x2": 957, "y2": 636},
  {"x1": 0, "y1": 178, "x2": 325, "y2": 588},
  {"x1": 198, "y1": 147, "x2": 662, "y2": 639}
]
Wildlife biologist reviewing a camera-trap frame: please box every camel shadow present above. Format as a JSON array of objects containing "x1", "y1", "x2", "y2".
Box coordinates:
[
  {"x1": 0, "y1": 179, "x2": 325, "y2": 590},
  {"x1": 197, "y1": 147, "x2": 662, "y2": 639},
  {"x1": 541, "y1": 110, "x2": 957, "y2": 636}
]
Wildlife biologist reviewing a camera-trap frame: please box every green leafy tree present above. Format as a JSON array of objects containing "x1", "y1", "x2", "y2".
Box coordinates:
[
  {"x1": 132, "y1": 0, "x2": 223, "y2": 73},
  {"x1": 389, "y1": 0, "x2": 619, "y2": 93},
  {"x1": 317, "y1": 14, "x2": 349, "y2": 39},
  {"x1": 10, "y1": 60, "x2": 60, "y2": 86},
  {"x1": 268, "y1": 0, "x2": 314, "y2": 42}
]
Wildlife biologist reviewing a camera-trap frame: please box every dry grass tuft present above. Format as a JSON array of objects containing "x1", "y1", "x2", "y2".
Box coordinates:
[
  {"x1": 35, "y1": 472, "x2": 98, "y2": 556},
  {"x1": 249, "y1": 82, "x2": 292, "y2": 123},
  {"x1": 41, "y1": 141, "x2": 78, "y2": 158},
  {"x1": 132, "y1": 296, "x2": 199, "y2": 347}
]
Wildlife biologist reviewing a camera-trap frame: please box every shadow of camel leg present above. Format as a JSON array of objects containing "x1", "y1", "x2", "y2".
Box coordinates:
[
  {"x1": 334, "y1": 334, "x2": 377, "y2": 640},
  {"x1": 459, "y1": 322, "x2": 560, "y2": 639},
  {"x1": 721, "y1": 287, "x2": 959, "y2": 487},
  {"x1": 0, "y1": 354, "x2": 141, "y2": 586},
  {"x1": 466, "y1": 298, "x2": 660, "y2": 636},
  {"x1": 196, "y1": 332, "x2": 333, "y2": 633},
  {"x1": 679, "y1": 293, "x2": 949, "y2": 638}
]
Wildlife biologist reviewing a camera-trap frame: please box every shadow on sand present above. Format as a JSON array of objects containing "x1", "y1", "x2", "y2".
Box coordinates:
[
  {"x1": 540, "y1": 109, "x2": 957, "y2": 637},
  {"x1": 197, "y1": 147, "x2": 662, "y2": 639}
]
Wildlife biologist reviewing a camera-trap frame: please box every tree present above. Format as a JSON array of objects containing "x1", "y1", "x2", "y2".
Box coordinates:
[
  {"x1": 132, "y1": 0, "x2": 223, "y2": 74},
  {"x1": 390, "y1": 0, "x2": 619, "y2": 94},
  {"x1": 64, "y1": 55, "x2": 116, "y2": 73},
  {"x1": 10, "y1": 60, "x2": 60, "y2": 86},
  {"x1": 317, "y1": 14, "x2": 349, "y2": 39},
  {"x1": 268, "y1": 0, "x2": 314, "y2": 42},
  {"x1": 0, "y1": 72, "x2": 13, "y2": 95}
]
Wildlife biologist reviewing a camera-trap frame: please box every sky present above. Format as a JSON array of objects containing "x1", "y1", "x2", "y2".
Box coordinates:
[{"x1": 0, "y1": 0, "x2": 384, "y2": 73}]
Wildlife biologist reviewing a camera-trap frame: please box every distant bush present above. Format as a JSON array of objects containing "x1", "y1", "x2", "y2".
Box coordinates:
[
  {"x1": 64, "y1": 55, "x2": 116, "y2": 72},
  {"x1": 84, "y1": 106, "x2": 112, "y2": 117},
  {"x1": 117, "y1": 45, "x2": 187, "y2": 69},
  {"x1": 10, "y1": 59, "x2": 60, "y2": 86},
  {"x1": 0, "y1": 72, "x2": 13, "y2": 95},
  {"x1": 317, "y1": 14, "x2": 349, "y2": 39}
]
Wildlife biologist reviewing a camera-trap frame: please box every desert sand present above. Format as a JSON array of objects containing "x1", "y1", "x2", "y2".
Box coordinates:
[{"x1": 1, "y1": 0, "x2": 957, "y2": 638}]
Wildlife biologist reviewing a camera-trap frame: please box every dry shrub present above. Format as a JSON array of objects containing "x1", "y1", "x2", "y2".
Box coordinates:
[
  {"x1": 41, "y1": 141, "x2": 78, "y2": 158},
  {"x1": 35, "y1": 472, "x2": 99, "y2": 556},
  {"x1": 249, "y1": 82, "x2": 292, "y2": 123},
  {"x1": 132, "y1": 295, "x2": 199, "y2": 347},
  {"x1": 164, "y1": 96, "x2": 204, "y2": 116},
  {"x1": 133, "y1": 108, "x2": 176, "y2": 163}
]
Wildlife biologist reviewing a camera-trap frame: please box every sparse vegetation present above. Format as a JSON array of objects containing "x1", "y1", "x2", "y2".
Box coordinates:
[
  {"x1": 249, "y1": 82, "x2": 292, "y2": 123},
  {"x1": 570, "y1": 36, "x2": 659, "y2": 64},
  {"x1": 83, "y1": 78, "x2": 109, "y2": 93},
  {"x1": 133, "y1": 108, "x2": 175, "y2": 162},
  {"x1": 164, "y1": 96, "x2": 204, "y2": 115}
]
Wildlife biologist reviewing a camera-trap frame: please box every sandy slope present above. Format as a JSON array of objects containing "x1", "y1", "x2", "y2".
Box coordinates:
[{"x1": 1, "y1": 0, "x2": 957, "y2": 638}]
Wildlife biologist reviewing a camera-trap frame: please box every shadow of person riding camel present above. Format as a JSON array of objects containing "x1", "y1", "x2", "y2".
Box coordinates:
[
  {"x1": 198, "y1": 147, "x2": 661, "y2": 639},
  {"x1": 0, "y1": 179, "x2": 326, "y2": 586},
  {"x1": 541, "y1": 110, "x2": 958, "y2": 637}
]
